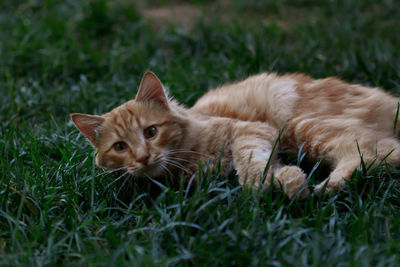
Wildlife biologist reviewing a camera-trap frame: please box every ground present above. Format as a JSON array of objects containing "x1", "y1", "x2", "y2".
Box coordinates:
[{"x1": 1, "y1": 0, "x2": 400, "y2": 266}]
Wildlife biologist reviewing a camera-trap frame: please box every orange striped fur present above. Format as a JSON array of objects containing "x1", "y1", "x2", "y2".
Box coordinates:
[{"x1": 71, "y1": 71, "x2": 400, "y2": 199}]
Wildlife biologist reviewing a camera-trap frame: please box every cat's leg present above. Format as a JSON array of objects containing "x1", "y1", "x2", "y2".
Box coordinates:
[
  {"x1": 315, "y1": 134, "x2": 400, "y2": 194},
  {"x1": 376, "y1": 137, "x2": 400, "y2": 166},
  {"x1": 232, "y1": 122, "x2": 309, "y2": 199},
  {"x1": 314, "y1": 157, "x2": 360, "y2": 194}
]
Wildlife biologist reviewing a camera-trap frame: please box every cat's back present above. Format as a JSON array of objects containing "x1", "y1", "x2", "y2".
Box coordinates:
[
  {"x1": 191, "y1": 72, "x2": 398, "y2": 131},
  {"x1": 190, "y1": 73, "x2": 304, "y2": 127}
]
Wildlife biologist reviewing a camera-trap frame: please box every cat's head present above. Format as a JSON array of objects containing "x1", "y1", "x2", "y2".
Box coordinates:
[{"x1": 70, "y1": 71, "x2": 188, "y2": 177}]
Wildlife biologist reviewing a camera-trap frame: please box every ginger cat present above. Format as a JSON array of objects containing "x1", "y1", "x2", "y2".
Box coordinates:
[{"x1": 71, "y1": 71, "x2": 400, "y2": 199}]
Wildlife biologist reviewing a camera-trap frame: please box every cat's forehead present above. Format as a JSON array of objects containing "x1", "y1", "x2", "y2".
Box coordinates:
[
  {"x1": 104, "y1": 100, "x2": 166, "y2": 129},
  {"x1": 105, "y1": 101, "x2": 142, "y2": 128},
  {"x1": 108, "y1": 100, "x2": 137, "y2": 119},
  {"x1": 110, "y1": 99, "x2": 136, "y2": 114}
]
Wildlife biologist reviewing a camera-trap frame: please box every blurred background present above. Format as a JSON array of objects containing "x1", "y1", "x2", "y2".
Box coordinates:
[{"x1": 1, "y1": 1, "x2": 399, "y2": 116}]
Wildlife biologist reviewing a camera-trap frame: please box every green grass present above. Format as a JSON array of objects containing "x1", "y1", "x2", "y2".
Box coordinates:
[{"x1": 1, "y1": 0, "x2": 400, "y2": 265}]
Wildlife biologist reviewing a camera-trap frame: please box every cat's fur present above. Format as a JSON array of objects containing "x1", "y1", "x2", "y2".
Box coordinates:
[{"x1": 71, "y1": 71, "x2": 400, "y2": 199}]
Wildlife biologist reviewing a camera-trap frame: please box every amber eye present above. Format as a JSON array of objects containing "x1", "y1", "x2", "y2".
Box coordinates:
[
  {"x1": 144, "y1": 125, "x2": 157, "y2": 139},
  {"x1": 113, "y1": 141, "x2": 128, "y2": 152}
]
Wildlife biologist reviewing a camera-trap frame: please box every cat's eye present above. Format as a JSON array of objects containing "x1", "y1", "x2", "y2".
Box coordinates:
[
  {"x1": 144, "y1": 125, "x2": 157, "y2": 139},
  {"x1": 113, "y1": 141, "x2": 128, "y2": 152}
]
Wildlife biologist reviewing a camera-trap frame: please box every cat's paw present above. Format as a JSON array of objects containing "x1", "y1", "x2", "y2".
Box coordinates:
[
  {"x1": 313, "y1": 181, "x2": 329, "y2": 195},
  {"x1": 274, "y1": 166, "x2": 309, "y2": 200},
  {"x1": 314, "y1": 178, "x2": 346, "y2": 195}
]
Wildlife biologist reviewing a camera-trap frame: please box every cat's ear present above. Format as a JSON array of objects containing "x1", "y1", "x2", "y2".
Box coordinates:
[
  {"x1": 70, "y1": 113, "x2": 105, "y2": 144},
  {"x1": 135, "y1": 71, "x2": 168, "y2": 108}
]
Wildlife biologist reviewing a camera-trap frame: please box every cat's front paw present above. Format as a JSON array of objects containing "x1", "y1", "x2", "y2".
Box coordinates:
[{"x1": 274, "y1": 166, "x2": 309, "y2": 200}]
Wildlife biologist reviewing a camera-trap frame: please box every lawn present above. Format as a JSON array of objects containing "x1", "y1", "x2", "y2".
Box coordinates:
[{"x1": 1, "y1": 0, "x2": 400, "y2": 266}]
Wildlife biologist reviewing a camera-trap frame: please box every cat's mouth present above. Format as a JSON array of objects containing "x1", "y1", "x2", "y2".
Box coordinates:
[
  {"x1": 127, "y1": 163, "x2": 165, "y2": 178},
  {"x1": 124, "y1": 154, "x2": 172, "y2": 178}
]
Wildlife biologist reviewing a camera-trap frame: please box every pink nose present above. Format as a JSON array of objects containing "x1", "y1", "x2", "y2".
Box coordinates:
[{"x1": 137, "y1": 154, "x2": 150, "y2": 166}]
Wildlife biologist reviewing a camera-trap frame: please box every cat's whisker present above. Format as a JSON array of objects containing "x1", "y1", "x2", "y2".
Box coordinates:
[
  {"x1": 116, "y1": 173, "x2": 133, "y2": 196},
  {"x1": 105, "y1": 170, "x2": 130, "y2": 189},
  {"x1": 104, "y1": 167, "x2": 127, "y2": 173},
  {"x1": 163, "y1": 158, "x2": 188, "y2": 169},
  {"x1": 96, "y1": 167, "x2": 127, "y2": 178},
  {"x1": 164, "y1": 155, "x2": 193, "y2": 164},
  {"x1": 159, "y1": 163, "x2": 173, "y2": 177},
  {"x1": 127, "y1": 166, "x2": 140, "y2": 174},
  {"x1": 163, "y1": 159, "x2": 191, "y2": 174}
]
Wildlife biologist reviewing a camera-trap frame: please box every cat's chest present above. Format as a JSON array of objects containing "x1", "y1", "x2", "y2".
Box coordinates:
[{"x1": 180, "y1": 119, "x2": 237, "y2": 176}]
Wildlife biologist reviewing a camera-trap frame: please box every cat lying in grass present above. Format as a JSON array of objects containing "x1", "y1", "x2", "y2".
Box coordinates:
[{"x1": 71, "y1": 71, "x2": 400, "y2": 199}]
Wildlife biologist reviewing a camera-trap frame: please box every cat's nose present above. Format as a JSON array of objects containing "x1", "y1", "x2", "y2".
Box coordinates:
[{"x1": 137, "y1": 153, "x2": 150, "y2": 166}]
